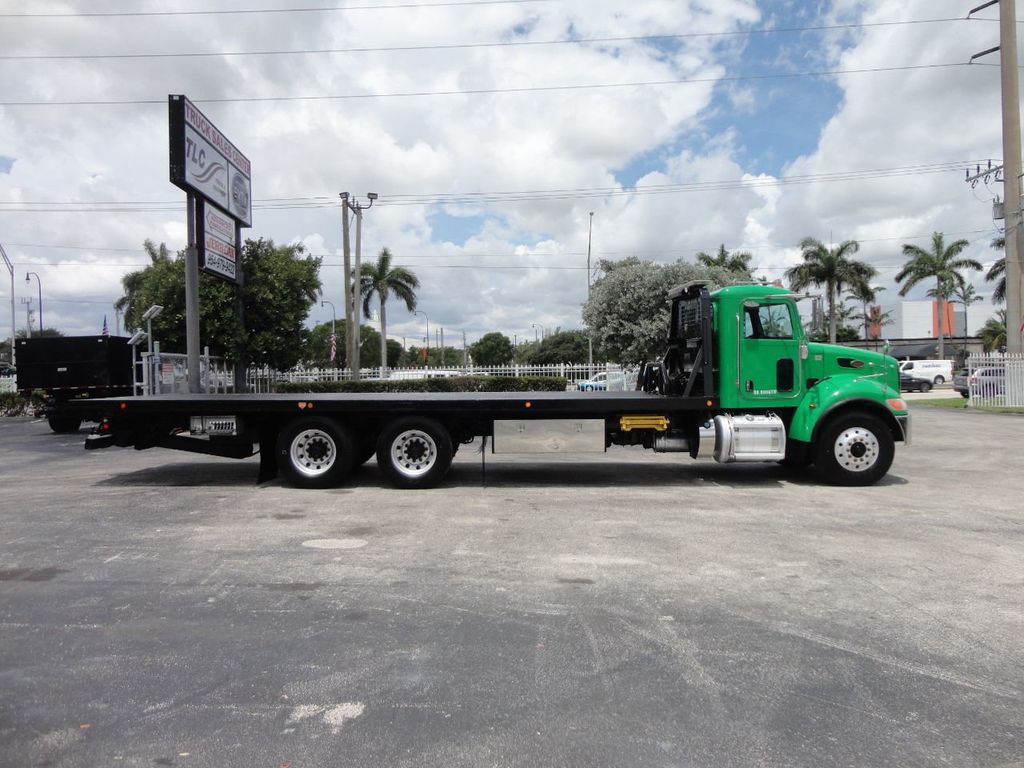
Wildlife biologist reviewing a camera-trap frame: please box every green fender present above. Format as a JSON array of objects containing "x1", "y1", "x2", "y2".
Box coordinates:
[{"x1": 788, "y1": 375, "x2": 906, "y2": 443}]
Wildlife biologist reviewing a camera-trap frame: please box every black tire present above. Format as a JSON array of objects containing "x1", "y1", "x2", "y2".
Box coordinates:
[
  {"x1": 47, "y1": 415, "x2": 82, "y2": 433},
  {"x1": 813, "y1": 410, "x2": 895, "y2": 487},
  {"x1": 276, "y1": 416, "x2": 357, "y2": 489},
  {"x1": 919, "y1": 381, "x2": 932, "y2": 393},
  {"x1": 960, "y1": 391, "x2": 970, "y2": 399},
  {"x1": 933, "y1": 375, "x2": 945, "y2": 385},
  {"x1": 376, "y1": 417, "x2": 453, "y2": 489}
]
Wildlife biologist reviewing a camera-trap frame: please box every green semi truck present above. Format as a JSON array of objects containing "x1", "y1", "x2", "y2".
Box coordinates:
[{"x1": 77, "y1": 281, "x2": 909, "y2": 488}]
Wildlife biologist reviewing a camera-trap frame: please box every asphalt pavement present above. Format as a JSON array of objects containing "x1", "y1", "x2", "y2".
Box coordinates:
[{"x1": 0, "y1": 406, "x2": 1021, "y2": 768}]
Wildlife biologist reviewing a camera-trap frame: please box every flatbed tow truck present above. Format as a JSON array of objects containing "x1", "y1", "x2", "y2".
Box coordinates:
[{"x1": 75, "y1": 283, "x2": 910, "y2": 488}]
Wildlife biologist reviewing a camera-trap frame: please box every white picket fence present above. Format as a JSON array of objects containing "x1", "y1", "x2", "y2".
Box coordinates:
[
  {"x1": 246, "y1": 363, "x2": 627, "y2": 393},
  {"x1": 966, "y1": 353, "x2": 1024, "y2": 408}
]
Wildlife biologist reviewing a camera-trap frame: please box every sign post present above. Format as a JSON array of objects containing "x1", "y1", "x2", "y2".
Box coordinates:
[{"x1": 168, "y1": 95, "x2": 251, "y2": 392}]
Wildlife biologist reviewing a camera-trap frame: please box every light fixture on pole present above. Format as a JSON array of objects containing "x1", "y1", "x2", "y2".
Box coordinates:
[
  {"x1": 532, "y1": 323, "x2": 546, "y2": 342},
  {"x1": 127, "y1": 330, "x2": 149, "y2": 396},
  {"x1": 141, "y1": 305, "x2": 163, "y2": 394},
  {"x1": 25, "y1": 271, "x2": 42, "y2": 334}
]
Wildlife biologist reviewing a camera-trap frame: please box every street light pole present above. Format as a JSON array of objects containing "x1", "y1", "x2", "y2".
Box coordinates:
[
  {"x1": 414, "y1": 310, "x2": 429, "y2": 366},
  {"x1": 321, "y1": 299, "x2": 337, "y2": 367},
  {"x1": 25, "y1": 272, "x2": 42, "y2": 334}
]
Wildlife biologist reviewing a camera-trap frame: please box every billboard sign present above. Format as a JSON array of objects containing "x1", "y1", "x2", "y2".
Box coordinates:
[
  {"x1": 196, "y1": 199, "x2": 238, "y2": 282},
  {"x1": 168, "y1": 95, "x2": 252, "y2": 226}
]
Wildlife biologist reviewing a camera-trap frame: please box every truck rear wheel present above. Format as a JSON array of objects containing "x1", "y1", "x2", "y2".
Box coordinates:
[
  {"x1": 376, "y1": 417, "x2": 453, "y2": 489},
  {"x1": 813, "y1": 410, "x2": 894, "y2": 486},
  {"x1": 47, "y1": 415, "x2": 82, "y2": 433},
  {"x1": 276, "y1": 416, "x2": 357, "y2": 489}
]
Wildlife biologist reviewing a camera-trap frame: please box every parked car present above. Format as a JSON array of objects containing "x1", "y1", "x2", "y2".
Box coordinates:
[
  {"x1": 959, "y1": 366, "x2": 1006, "y2": 398},
  {"x1": 899, "y1": 372, "x2": 933, "y2": 393},
  {"x1": 577, "y1": 371, "x2": 626, "y2": 391},
  {"x1": 953, "y1": 369, "x2": 970, "y2": 398}
]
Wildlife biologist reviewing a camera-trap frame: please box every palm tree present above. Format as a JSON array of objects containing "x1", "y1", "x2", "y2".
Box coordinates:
[
  {"x1": 987, "y1": 236, "x2": 1006, "y2": 304},
  {"x1": 952, "y1": 281, "x2": 982, "y2": 353},
  {"x1": 895, "y1": 232, "x2": 981, "y2": 359},
  {"x1": 785, "y1": 237, "x2": 871, "y2": 344},
  {"x1": 360, "y1": 248, "x2": 419, "y2": 375},
  {"x1": 695, "y1": 244, "x2": 753, "y2": 273},
  {"x1": 847, "y1": 282, "x2": 884, "y2": 341},
  {"x1": 115, "y1": 239, "x2": 173, "y2": 330},
  {"x1": 980, "y1": 309, "x2": 1007, "y2": 352}
]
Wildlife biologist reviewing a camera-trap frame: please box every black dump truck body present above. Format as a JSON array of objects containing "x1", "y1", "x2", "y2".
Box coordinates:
[{"x1": 16, "y1": 335, "x2": 133, "y2": 432}]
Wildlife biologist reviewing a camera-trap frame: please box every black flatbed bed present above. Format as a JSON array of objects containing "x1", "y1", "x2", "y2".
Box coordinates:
[{"x1": 71, "y1": 390, "x2": 717, "y2": 418}]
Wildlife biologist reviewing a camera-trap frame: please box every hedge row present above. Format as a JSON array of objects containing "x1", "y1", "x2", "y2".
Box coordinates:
[
  {"x1": 276, "y1": 375, "x2": 568, "y2": 394},
  {"x1": 0, "y1": 391, "x2": 45, "y2": 417}
]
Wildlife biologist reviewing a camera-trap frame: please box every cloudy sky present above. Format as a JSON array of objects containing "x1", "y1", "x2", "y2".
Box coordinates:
[{"x1": 0, "y1": 0, "x2": 1013, "y2": 350}]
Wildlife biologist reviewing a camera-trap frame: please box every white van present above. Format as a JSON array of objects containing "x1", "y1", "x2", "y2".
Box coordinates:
[{"x1": 899, "y1": 359, "x2": 953, "y2": 385}]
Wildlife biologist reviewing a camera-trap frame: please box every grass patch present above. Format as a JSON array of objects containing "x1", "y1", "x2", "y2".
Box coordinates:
[{"x1": 912, "y1": 397, "x2": 1024, "y2": 414}]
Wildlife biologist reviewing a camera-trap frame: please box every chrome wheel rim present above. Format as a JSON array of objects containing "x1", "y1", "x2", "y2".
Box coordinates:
[
  {"x1": 833, "y1": 426, "x2": 880, "y2": 473},
  {"x1": 390, "y1": 429, "x2": 438, "y2": 478},
  {"x1": 290, "y1": 428, "x2": 337, "y2": 477}
]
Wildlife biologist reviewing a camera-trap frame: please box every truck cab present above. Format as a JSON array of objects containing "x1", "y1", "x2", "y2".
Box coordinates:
[{"x1": 637, "y1": 281, "x2": 909, "y2": 485}]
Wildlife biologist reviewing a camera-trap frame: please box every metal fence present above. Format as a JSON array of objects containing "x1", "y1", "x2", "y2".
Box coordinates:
[
  {"x1": 139, "y1": 345, "x2": 235, "y2": 396},
  {"x1": 246, "y1": 362, "x2": 629, "y2": 393},
  {"x1": 966, "y1": 352, "x2": 1024, "y2": 408}
]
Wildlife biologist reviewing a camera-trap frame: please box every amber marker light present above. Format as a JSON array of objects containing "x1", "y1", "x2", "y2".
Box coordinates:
[
  {"x1": 887, "y1": 398, "x2": 907, "y2": 411},
  {"x1": 524, "y1": 401, "x2": 532, "y2": 409}
]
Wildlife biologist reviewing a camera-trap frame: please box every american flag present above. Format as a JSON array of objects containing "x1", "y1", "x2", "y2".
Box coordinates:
[
  {"x1": 329, "y1": 332, "x2": 337, "y2": 362},
  {"x1": 101, "y1": 315, "x2": 109, "y2": 336}
]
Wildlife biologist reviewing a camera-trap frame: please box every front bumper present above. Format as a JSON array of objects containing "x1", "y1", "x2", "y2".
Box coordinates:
[{"x1": 896, "y1": 413, "x2": 911, "y2": 445}]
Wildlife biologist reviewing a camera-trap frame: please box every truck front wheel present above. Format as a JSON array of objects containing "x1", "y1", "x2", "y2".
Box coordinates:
[
  {"x1": 376, "y1": 417, "x2": 453, "y2": 489},
  {"x1": 813, "y1": 411, "x2": 894, "y2": 486},
  {"x1": 276, "y1": 416, "x2": 357, "y2": 489}
]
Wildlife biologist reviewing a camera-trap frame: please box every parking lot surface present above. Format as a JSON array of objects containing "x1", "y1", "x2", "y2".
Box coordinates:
[{"x1": 1, "y1": 407, "x2": 1022, "y2": 767}]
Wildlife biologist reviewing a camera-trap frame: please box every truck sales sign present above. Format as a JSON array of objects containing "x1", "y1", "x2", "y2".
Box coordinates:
[
  {"x1": 196, "y1": 199, "x2": 238, "y2": 281},
  {"x1": 169, "y1": 95, "x2": 251, "y2": 226}
]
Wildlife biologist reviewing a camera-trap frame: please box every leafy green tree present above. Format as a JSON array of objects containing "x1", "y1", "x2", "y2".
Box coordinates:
[
  {"x1": 695, "y1": 244, "x2": 752, "y2": 272},
  {"x1": 470, "y1": 332, "x2": 514, "y2": 365},
  {"x1": 116, "y1": 238, "x2": 321, "y2": 369},
  {"x1": 360, "y1": 247, "x2": 419, "y2": 373},
  {"x1": 583, "y1": 257, "x2": 747, "y2": 364},
  {"x1": 987, "y1": 236, "x2": 1006, "y2": 304},
  {"x1": 528, "y1": 330, "x2": 590, "y2": 364},
  {"x1": 980, "y1": 309, "x2": 1007, "y2": 352},
  {"x1": 896, "y1": 232, "x2": 981, "y2": 359},
  {"x1": 785, "y1": 237, "x2": 872, "y2": 344}
]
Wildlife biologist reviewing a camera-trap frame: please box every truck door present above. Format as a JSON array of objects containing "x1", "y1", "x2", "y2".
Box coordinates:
[{"x1": 738, "y1": 301, "x2": 802, "y2": 404}]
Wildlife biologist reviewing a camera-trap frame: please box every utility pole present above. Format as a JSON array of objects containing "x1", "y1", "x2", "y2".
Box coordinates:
[
  {"x1": 970, "y1": 0, "x2": 1023, "y2": 353},
  {"x1": 339, "y1": 192, "x2": 377, "y2": 379},
  {"x1": 439, "y1": 327, "x2": 444, "y2": 365},
  {"x1": 1000, "y1": 0, "x2": 1023, "y2": 353},
  {"x1": 20, "y1": 297, "x2": 33, "y2": 338},
  {"x1": 586, "y1": 211, "x2": 594, "y2": 368}
]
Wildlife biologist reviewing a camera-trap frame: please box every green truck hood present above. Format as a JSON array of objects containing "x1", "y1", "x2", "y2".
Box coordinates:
[{"x1": 805, "y1": 342, "x2": 900, "y2": 393}]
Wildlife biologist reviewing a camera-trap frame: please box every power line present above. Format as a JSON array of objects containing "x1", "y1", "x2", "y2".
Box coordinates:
[
  {"x1": 0, "y1": 0, "x2": 557, "y2": 19},
  {"x1": 0, "y1": 17, "x2": 989, "y2": 61},
  {"x1": 0, "y1": 62, "x2": 994, "y2": 107},
  {"x1": 0, "y1": 161, "x2": 992, "y2": 214}
]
